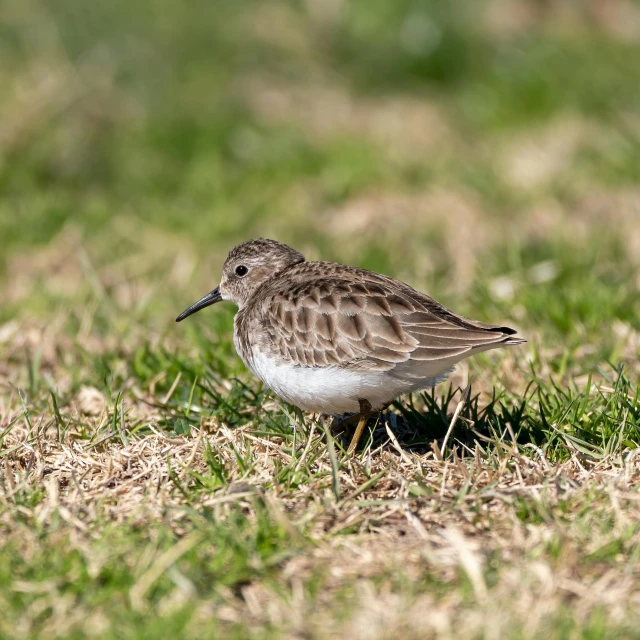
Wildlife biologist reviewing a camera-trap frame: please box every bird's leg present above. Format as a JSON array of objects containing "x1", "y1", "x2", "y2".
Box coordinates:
[
  {"x1": 346, "y1": 399, "x2": 373, "y2": 455},
  {"x1": 345, "y1": 401, "x2": 395, "y2": 455}
]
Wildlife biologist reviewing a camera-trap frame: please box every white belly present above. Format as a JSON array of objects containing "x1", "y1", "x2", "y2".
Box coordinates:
[{"x1": 245, "y1": 349, "x2": 450, "y2": 414}]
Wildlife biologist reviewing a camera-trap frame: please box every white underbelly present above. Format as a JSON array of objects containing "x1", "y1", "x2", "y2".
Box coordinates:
[{"x1": 245, "y1": 349, "x2": 451, "y2": 414}]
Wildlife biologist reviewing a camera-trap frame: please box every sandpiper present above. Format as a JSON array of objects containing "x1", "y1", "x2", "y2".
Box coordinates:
[{"x1": 176, "y1": 239, "x2": 525, "y2": 453}]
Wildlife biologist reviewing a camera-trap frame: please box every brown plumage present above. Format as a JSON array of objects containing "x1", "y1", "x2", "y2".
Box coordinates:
[
  {"x1": 176, "y1": 239, "x2": 525, "y2": 450},
  {"x1": 239, "y1": 261, "x2": 523, "y2": 375}
]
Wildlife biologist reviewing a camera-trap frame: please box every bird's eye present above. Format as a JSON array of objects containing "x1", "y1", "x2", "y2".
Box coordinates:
[{"x1": 235, "y1": 265, "x2": 248, "y2": 277}]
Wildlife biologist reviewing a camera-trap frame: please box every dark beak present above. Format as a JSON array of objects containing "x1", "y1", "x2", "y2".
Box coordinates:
[{"x1": 175, "y1": 286, "x2": 222, "y2": 322}]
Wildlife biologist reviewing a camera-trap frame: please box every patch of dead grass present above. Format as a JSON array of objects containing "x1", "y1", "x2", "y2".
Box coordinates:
[
  {"x1": 1, "y1": 336, "x2": 640, "y2": 638},
  {"x1": 1, "y1": 266, "x2": 638, "y2": 637}
]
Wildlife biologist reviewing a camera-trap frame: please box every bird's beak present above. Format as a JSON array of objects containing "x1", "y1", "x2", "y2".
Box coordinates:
[{"x1": 175, "y1": 286, "x2": 222, "y2": 322}]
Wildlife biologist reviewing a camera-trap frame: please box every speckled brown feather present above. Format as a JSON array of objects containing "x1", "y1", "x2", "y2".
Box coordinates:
[
  {"x1": 235, "y1": 260, "x2": 524, "y2": 375},
  {"x1": 177, "y1": 238, "x2": 526, "y2": 416}
]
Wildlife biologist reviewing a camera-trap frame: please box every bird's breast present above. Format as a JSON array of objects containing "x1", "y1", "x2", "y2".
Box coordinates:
[{"x1": 233, "y1": 311, "x2": 255, "y2": 371}]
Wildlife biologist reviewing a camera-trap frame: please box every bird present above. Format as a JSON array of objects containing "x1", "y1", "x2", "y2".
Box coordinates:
[{"x1": 176, "y1": 238, "x2": 525, "y2": 454}]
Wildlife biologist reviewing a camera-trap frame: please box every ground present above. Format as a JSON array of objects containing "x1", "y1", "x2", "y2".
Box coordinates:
[{"x1": 1, "y1": 1, "x2": 640, "y2": 638}]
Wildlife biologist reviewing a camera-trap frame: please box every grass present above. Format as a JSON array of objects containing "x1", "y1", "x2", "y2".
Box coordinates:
[{"x1": 2, "y1": 0, "x2": 640, "y2": 637}]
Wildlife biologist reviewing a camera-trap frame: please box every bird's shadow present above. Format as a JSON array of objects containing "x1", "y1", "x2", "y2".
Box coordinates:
[
  {"x1": 197, "y1": 374, "x2": 540, "y2": 458},
  {"x1": 330, "y1": 382, "x2": 540, "y2": 457}
]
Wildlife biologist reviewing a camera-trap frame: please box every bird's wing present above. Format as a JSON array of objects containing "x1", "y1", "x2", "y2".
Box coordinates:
[{"x1": 259, "y1": 273, "x2": 522, "y2": 372}]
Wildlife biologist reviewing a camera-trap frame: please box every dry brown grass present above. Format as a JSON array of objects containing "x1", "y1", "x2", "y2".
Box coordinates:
[
  {"x1": 2, "y1": 330, "x2": 640, "y2": 638},
  {"x1": 2, "y1": 1, "x2": 640, "y2": 635}
]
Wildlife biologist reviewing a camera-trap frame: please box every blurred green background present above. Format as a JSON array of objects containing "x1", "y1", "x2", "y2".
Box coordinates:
[
  {"x1": 1, "y1": 0, "x2": 639, "y2": 369},
  {"x1": 2, "y1": 3, "x2": 640, "y2": 636}
]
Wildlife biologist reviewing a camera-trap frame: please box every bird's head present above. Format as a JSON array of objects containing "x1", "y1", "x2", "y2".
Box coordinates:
[{"x1": 175, "y1": 238, "x2": 305, "y2": 321}]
